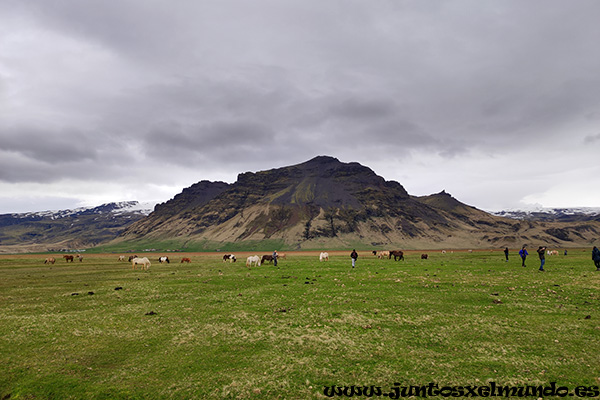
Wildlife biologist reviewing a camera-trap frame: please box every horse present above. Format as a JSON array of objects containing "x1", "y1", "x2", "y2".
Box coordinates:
[
  {"x1": 319, "y1": 252, "x2": 329, "y2": 262},
  {"x1": 77, "y1": 254, "x2": 83, "y2": 262},
  {"x1": 159, "y1": 256, "x2": 170, "y2": 263},
  {"x1": 223, "y1": 254, "x2": 236, "y2": 263},
  {"x1": 131, "y1": 257, "x2": 151, "y2": 271},
  {"x1": 378, "y1": 251, "x2": 390, "y2": 259},
  {"x1": 246, "y1": 255, "x2": 261, "y2": 267},
  {"x1": 118, "y1": 256, "x2": 126, "y2": 261},
  {"x1": 389, "y1": 250, "x2": 404, "y2": 261},
  {"x1": 44, "y1": 257, "x2": 55, "y2": 264},
  {"x1": 372, "y1": 250, "x2": 377, "y2": 256},
  {"x1": 277, "y1": 253, "x2": 287, "y2": 260},
  {"x1": 262, "y1": 255, "x2": 274, "y2": 264},
  {"x1": 181, "y1": 257, "x2": 191, "y2": 263},
  {"x1": 128, "y1": 255, "x2": 138, "y2": 262},
  {"x1": 63, "y1": 255, "x2": 74, "y2": 262},
  {"x1": 261, "y1": 255, "x2": 274, "y2": 264},
  {"x1": 421, "y1": 253, "x2": 428, "y2": 260}
]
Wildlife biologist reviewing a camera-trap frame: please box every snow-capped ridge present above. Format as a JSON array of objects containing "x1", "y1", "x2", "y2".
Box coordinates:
[
  {"x1": 490, "y1": 206, "x2": 600, "y2": 220},
  {"x1": 13, "y1": 201, "x2": 154, "y2": 219}
]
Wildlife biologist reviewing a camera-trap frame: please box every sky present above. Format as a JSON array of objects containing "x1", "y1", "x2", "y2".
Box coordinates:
[{"x1": 1, "y1": 0, "x2": 600, "y2": 214}]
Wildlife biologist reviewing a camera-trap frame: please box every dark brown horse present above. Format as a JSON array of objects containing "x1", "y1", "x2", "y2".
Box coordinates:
[
  {"x1": 421, "y1": 253, "x2": 428, "y2": 260},
  {"x1": 389, "y1": 250, "x2": 404, "y2": 261},
  {"x1": 181, "y1": 257, "x2": 191, "y2": 263},
  {"x1": 261, "y1": 255, "x2": 274, "y2": 264},
  {"x1": 63, "y1": 255, "x2": 74, "y2": 262}
]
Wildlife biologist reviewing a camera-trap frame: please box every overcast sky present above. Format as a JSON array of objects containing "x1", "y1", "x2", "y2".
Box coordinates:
[{"x1": 1, "y1": 1, "x2": 600, "y2": 214}]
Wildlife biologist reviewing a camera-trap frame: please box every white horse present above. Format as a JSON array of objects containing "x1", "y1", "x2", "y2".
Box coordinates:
[
  {"x1": 319, "y1": 252, "x2": 329, "y2": 262},
  {"x1": 159, "y1": 256, "x2": 170, "y2": 263},
  {"x1": 377, "y1": 250, "x2": 390, "y2": 259},
  {"x1": 131, "y1": 257, "x2": 151, "y2": 271},
  {"x1": 246, "y1": 255, "x2": 261, "y2": 267}
]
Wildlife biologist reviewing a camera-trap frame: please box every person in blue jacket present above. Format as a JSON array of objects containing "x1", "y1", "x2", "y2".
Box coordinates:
[{"x1": 518, "y1": 245, "x2": 528, "y2": 267}]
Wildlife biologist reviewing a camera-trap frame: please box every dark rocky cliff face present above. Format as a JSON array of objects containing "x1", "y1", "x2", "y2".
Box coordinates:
[
  {"x1": 151, "y1": 180, "x2": 230, "y2": 217},
  {"x1": 121, "y1": 156, "x2": 447, "y2": 240}
]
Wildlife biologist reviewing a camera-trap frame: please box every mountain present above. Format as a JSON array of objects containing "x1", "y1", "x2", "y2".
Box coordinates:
[
  {"x1": 3, "y1": 157, "x2": 599, "y2": 253},
  {"x1": 0, "y1": 201, "x2": 153, "y2": 253},
  {"x1": 491, "y1": 207, "x2": 600, "y2": 222},
  {"x1": 114, "y1": 156, "x2": 600, "y2": 250}
]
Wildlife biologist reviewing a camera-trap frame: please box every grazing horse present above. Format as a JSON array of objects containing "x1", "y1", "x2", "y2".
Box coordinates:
[
  {"x1": 77, "y1": 254, "x2": 83, "y2": 262},
  {"x1": 319, "y1": 252, "x2": 329, "y2": 262},
  {"x1": 159, "y1": 256, "x2": 170, "y2": 263},
  {"x1": 372, "y1": 250, "x2": 378, "y2": 256},
  {"x1": 222, "y1": 254, "x2": 236, "y2": 263},
  {"x1": 44, "y1": 257, "x2": 55, "y2": 264},
  {"x1": 277, "y1": 253, "x2": 287, "y2": 260},
  {"x1": 389, "y1": 250, "x2": 404, "y2": 261},
  {"x1": 131, "y1": 257, "x2": 151, "y2": 271},
  {"x1": 180, "y1": 257, "x2": 191, "y2": 263},
  {"x1": 378, "y1": 251, "x2": 390, "y2": 259},
  {"x1": 261, "y1": 255, "x2": 274, "y2": 264},
  {"x1": 128, "y1": 255, "x2": 138, "y2": 262},
  {"x1": 421, "y1": 253, "x2": 428, "y2": 260},
  {"x1": 118, "y1": 256, "x2": 126, "y2": 261},
  {"x1": 246, "y1": 255, "x2": 261, "y2": 267},
  {"x1": 63, "y1": 255, "x2": 74, "y2": 262}
]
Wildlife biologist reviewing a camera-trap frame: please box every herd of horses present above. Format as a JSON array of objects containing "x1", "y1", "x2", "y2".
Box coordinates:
[
  {"x1": 43, "y1": 249, "x2": 419, "y2": 271},
  {"x1": 44, "y1": 254, "x2": 83, "y2": 264}
]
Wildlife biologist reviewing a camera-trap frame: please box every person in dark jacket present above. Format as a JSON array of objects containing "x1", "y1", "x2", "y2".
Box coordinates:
[
  {"x1": 504, "y1": 247, "x2": 509, "y2": 262},
  {"x1": 592, "y1": 246, "x2": 600, "y2": 271},
  {"x1": 350, "y1": 249, "x2": 358, "y2": 268},
  {"x1": 519, "y1": 245, "x2": 528, "y2": 267},
  {"x1": 537, "y1": 246, "x2": 547, "y2": 271}
]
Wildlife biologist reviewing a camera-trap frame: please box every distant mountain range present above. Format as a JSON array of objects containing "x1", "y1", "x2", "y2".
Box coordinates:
[
  {"x1": 0, "y1": 201, "x2": 153, "y2": 252},
  {"x1": 2, "y1": 156, "x2": 599, "y2": 253},
  {"x1": 490, "y1": 207, "x2": 600, "y2": 222}
]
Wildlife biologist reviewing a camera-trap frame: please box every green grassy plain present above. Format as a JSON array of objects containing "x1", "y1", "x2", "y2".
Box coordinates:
[{"x1": 1, "y1": 250, "x2": 599, "y2": 399}]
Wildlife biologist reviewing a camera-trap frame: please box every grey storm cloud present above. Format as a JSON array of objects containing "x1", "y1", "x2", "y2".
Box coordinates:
[{"x1": 1, "y1": 0, "x2": 600, "y2": 212}]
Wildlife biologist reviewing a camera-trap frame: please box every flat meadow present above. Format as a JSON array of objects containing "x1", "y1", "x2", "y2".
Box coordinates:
[{"x1": 1, "y1": 249, "x2": 599, "y2": 399}]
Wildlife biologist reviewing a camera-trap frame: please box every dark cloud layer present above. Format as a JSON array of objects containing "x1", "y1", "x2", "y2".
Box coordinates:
[{"x1": 1, "y1": 1, "x2": 600, "y2": 212}]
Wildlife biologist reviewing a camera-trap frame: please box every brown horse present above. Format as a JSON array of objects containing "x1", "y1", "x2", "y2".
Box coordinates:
[
  {"x1": 63, "y1": 255, "x2": 74, "y2": 262},
  {"x1": 181, "y1": 257, "x2": 191, "y2": 263},
  {"x1": 261, "y1": 255, "x2": 274, "y2": 264},
  {"x1": 44, "y1": 257, "x2": 55, "y2": 264},
  {"x1": 389, "y1": 250, "x2": 404, "y2": 261},
  {"x1": 421, "y1": 253, "x2": 428, "y2": 260}
]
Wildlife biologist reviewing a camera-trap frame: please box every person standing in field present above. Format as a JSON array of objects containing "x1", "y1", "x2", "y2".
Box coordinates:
[
  {"x1": 504, "y1": 247, "x2": 509, "y2": 262},
  {"x1": 350, "y1": 249, "x2": 358, "y2": 268},
  {"x1": 272, "y1": 250, "x2": 278, "y2": 267},
  {"x1": 592, "y1": 246, "x2": 600, "y2": 271},
  {"x1": 519, "y1": 245, "x2": 528, "y2": 267},
  {"x1": 537, "y1": 246, "x2": 547, "y2": 271}
]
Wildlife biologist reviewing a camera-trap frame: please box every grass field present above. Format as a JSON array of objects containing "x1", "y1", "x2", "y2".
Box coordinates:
[{"x1": 1, "y1": 249, "x2": 599, "y2": 399}]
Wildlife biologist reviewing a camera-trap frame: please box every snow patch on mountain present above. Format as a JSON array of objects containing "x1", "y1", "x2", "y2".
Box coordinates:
[
  {"x1": 12, "y1": 201, "x2": 154, "y2": 219},
  {"x1": 490, "y1": 206, "x2": 600, "y2": 220}
]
